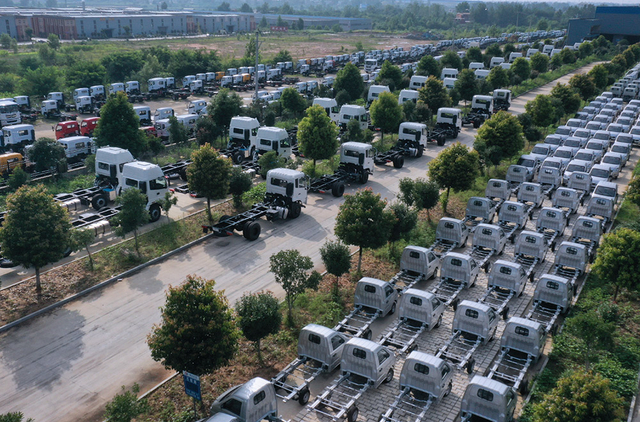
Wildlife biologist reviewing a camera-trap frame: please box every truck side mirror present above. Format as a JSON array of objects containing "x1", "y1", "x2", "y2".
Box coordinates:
[
  {"x1": 359, "y1": 153, "x2": 365, "y2": 165},
  {"x1": 286, "y1": 182, "x2": 294, "y2": 196}
]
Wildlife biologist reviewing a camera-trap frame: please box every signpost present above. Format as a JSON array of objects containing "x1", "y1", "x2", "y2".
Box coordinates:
[{"x1": 183, "y1": 371, "x2": 201, "y2": 417}]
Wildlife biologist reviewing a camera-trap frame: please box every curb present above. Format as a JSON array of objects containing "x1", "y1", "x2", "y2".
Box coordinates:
[{"x1": 0, "y1": 230, "x2": 216, "y2": 334}]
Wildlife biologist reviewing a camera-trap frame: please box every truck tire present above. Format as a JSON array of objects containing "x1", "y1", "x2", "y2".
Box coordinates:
[
  {"x1": 453, "y1": 128, "x2": 459, "y2": 138},
  {"x1": 331, "y1": 181, "x2": 345, "y2": 197},
  {"x1": 416, "y1": 145, "x2": 424, "y2": 158},
  {"x1": 298, "y1": 387, "x2": 310, "y2": 405},
  {"x1": 466, "y1": 358, "x2": 475, "y2": 374},
  {"x1": 473, "y1": 119, "x2": 480, "y2": 129},
  {"x1": 437, "y1": 136, "x2": 445, "y2": 146},
  {"x1": 149, "y1": 204, "x2": 161, "y2": 222},
  {"x1": 288, "y1": 202, "x2": 301, "y2": 219},
  {"x1": 232, "y1": 152, "x2": 244, "y2": 164},
  {"x1": 91, "y1": 194, "x2": 108, "y2": 210},
  {"x1": 243, "y1": 221, "x2": 261, "y2": 241},
  {"x1": 392, "y1": 156, "x2": 404, "y2": 169},
  {"x1": 519, "y1": 379, "x2": 530, "y2": 395},
  {"x1": 359, "y1": 171, "x2": 369, "y2": 184},
  {"x1": 347, "y1": 406, "x2": 359, "y2": 422},
  {"x1": 383, "y1": 368, "x2": 394, "y2": 384}
]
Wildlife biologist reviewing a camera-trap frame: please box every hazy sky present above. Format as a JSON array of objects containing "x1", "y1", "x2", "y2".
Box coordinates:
[{"x1": 461, "y1": 0, "x2": 640, "y2": 4}]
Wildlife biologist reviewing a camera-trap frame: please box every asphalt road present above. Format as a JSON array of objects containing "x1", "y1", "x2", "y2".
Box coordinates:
[{"x1": 0, "y1": 62, "x2": 607, "y2": 421}]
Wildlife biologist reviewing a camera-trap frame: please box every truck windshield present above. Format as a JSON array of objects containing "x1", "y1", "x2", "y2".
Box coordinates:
[{"x1": 0, "y1": 104, "x2": 19, "y2": 113}]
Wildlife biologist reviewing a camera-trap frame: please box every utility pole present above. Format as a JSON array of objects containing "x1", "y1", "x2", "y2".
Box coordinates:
[{"x1": 255, "y1": 30, "x2": 260, "y2": 108}]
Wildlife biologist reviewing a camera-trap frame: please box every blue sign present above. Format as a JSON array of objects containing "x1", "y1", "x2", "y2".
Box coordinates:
[{"x1": 183, "y1": 371, "x2": 202, "y2": 401}]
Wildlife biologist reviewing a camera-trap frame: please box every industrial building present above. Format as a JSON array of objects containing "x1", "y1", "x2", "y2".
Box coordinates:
[{"x1": 567, "y1": 6, "x2": 640, "y2": 45}]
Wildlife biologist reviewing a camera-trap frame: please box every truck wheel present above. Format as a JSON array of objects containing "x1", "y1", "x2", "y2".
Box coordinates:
[
  {"x1": 363, "y1": 329, "x2": 372, "y2": 340},
  {"x1": 347, "y1": 406, "x2": 359, "y2": 422},
  {"x1": 91, "y1": 194, "x2": 108, "y2": 210},
  {"x1": 243, "y1": 221, "x2": 261, "y2": 241},
  {"x1": 392, "y1": 156, "x2": 404, "y2": 169},
  {"x1": 437, "y1": 136, "x2": 445, "y2": 146},
  {"x1": 149, "y1": 204, "x2": 161, "y2": 222},
  {"x1": 331, "y1": 181, "x2": 345, "y2": 197},
  {"x1": 519, "y1": 379, "x2": 530, "y2": 395},
  {"x1": 389, "y1": 301, "x2": 396, "y2": 315},
  {"x1": 383, "y1": 368, "x2": 394, "y2": 384},
  {"x1": 298, "y1": 387, "x2": 310, "y2": 405},
  {"x1": 416, "y1": 145, "x2": 424, "y2": 158},
  {"x1": 473, "y1": 119, "x2": 480, "y2": 129},
  {"x1": 232, "y1": 152, "x2": 244, "y2": 164},
  {"x1": 466, "y1": 358, "x2": 475, "y2": 374},
  {"x1": 360, "y1": 171, "x2": 369, "y2": 184},
  {"x1": 434, "y1": 313, "x2": 443, "y2": 329},
  {"x1": 288, "y1": 202, "x2": 301, "y2": 219}
]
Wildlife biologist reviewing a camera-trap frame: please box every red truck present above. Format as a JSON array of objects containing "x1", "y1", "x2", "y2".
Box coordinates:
[
  {"x1": 80, "y1": 117, "x2": 100, "y2": 136},
  {"x1": 55, "y1": 121, "x2": 80, "y2": 140}
]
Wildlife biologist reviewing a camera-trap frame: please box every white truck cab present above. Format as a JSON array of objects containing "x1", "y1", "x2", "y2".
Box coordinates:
[
  {"x1": 367, "y1": 85, "x2": 391, "y2": 104},
  {"x1": 133, "y1": 106, "x2": 151, "y2": 126},
  {"x1": 340, "y1": 141, "x2": 374, "y2": 179},
  {"x1": 409, "y1": 75, "x2": 428, "y2": 90},
  {"x1": 57, "y1": 135, "x2": 92, "y2": 162},
  {"x1": 1, "y1": 124, "x2": 35, "y2": 152},
  {"x1": 125, "y1": 81, "x2": 140, "y2": 94},
  {"x1": 147, "y1": 77, "x2": 166, "y2": 93},
  {"x1": 493, "y1": 89, "x2": 512, "y2": 111},
  {"x1": 109, "y1": 83, "x2": 125, "y2": 95},
  {"x1": 266, "y1": 168, "x2": 308, "y2": 205},
  {"x1": 73, "y1": 88, "x2": 89, "y2": 100},
  {"x1": 229, "y1": 116, "x2": 260, "y2": 160},
  {"x1": 437, "y1": 108, "x2": 462, "y2": 132},
  {"x1": 209, "y1": 377, "x2": 280, "y2": 422},
  {"x1": 398, "y1": 89, "x2": 419, "y2": 104},
  {"x1": 312, "y1": 98, "x2": 340, "y2": 123},
  {"x1": 254, "y1": 127, "x2": 292, "y2": 160},
  {"x1": 339, "y1": 104, "x2": 368, "y2": 131},
  {"x1": 153, "y1": 107, "x2": 175, "y2": 122}
]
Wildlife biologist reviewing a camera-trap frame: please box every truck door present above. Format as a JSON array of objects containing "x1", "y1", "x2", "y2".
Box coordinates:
[
  {"x1": 110, "y1": 164, "x2": 117, "y2": 181},
  {"x1": 272, "y1": 140, "x2": 279, "y2": 153}
]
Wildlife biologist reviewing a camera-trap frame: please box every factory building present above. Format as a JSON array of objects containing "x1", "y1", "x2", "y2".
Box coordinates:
[{"x1": 567, "y1": 6, "x2": 640, "y2": 45}]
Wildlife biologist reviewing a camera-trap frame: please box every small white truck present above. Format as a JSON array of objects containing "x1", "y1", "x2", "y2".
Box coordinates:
[
  {"x1": 338, "y1": 104, "x2": 368, "y2": 131},
  {"x1": 0, "y1": 124, "x2": 35, "y2": 153},
  {"x1": 312, "y1": 98, "x2": 340, "y2": 123},
  {"x1": 206, "y1": 377, "x2": 287, "y2": 422},
  {"x1": 493, "y1": 89, "x2": 512, "y2": 112},
  {"x1": 57, "y1": 135, "x2": 93, "y2": 162},
  {"x1": 253, "y1": 127, "x2": 292, "y2": 161},
  {"x1": 309, "y1": 142, "x2": 374, "y2": 196}
]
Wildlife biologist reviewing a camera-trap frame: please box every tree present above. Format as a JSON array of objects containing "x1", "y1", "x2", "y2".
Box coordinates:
[
  {"x1": 502, "y1": 43, "x2": 516, "y2": 60},
  {"x1": 272, "y1": 49, "x2": 292, "y2": 65},
  {"x1": 626, "y1": 176, "x2": 640, "y2": 210},
  {"x1": 158, "y1": 191, "x2": 177, "y2": 221},
  {"x1": 389, "y1": 202, "x2": 417, "y2": 248},
  {"x1": 589, "y1": 64, "x2": 609, "y2": 89},
  {"x1": 474, "y1": 111, "x2": 524, "y2": 169},
  {"x1": 281, "y1": 87, "x2": 307, "y2": 118},
  {"x1": 399, "y1": 177, "x2": 440, "y2": 221},
  {"x1": 428, "y1": 143, "x2": 479, "y2": 212},
  {"x1": 257, "y1": 150, "x2": 286, "y2": 178},
  {"x1": 530, "y1": 52, "x2": 549, "y2": 74},
  {"x1": 334, "y1": 62, "x2": 364, "y2": 102},
  {"x1": 228, "y1": 166, "x2": 253, "y2": 209},
  {"x1": 111, "y1": 188, "x2": 149, "y2": 257},
  {"x1": 259, "y1": 16, "x2": 269, "y2": 28},
  {"x1": 525, "y1": 94, "x2": 555, "y2": 129},
  {"x1": 240, "y1": 2, "x2": 253, "y2": 12},
  {"x1": 440, "y1": 50, "x2": 462, "y2": 71},
  {"x1": 210, "y1": 88, "x2": 243, "y2": 141},
  {"x1": 569, "y1": 73, "x2": 597, "y2": 100},
  {"x1": 297, "y1": 104, "x2": 339, "y2": 174},
  {"x1": 550, "y1": 83, "x2": 581, "y2": 116},
  {"x1": 487, "y1": 66, "x2": 509, "y2": 89},
  {"x1": 370, "y1": 91, "x2": 402, "y2": 146},
  {"x1": 194, "y1": 115, "x2": 222, "y2": 146},
  {"x1": 167, "y1": 116, "x2": 189, "y2": 145},
  {"x1": 320, "y1": 240, "x2": 351, "y2": 300},
  {"x1": 0, "y1": 412, "x2": 33, "y2": 422},
  {"x1": 160, "y1": 1, "x2": 167, "y2": 9},
  {"x1": 0, "y1": 185, "x2": 71, "y2": 296},
  {"x1": 236, "y1": 291, "x2": 281, "y2": 362},
  {"x1": 69, "y1": 228, "x2": 96, "y2": 270},
  {"x1": 342, "y1": 118, "x2": 364, "y2": 143},
  {"x1": 565, "y1": 309, "x2": 615, "y2": 369},
  {"x1": 376, "y1": 60, "x2": 403, "y2": 90},
  {"x1": 416, "y1": 55, "x2": 440, "y2": 77},
  {"x1": 485, "y1": 44, "x2": 502, "y2": 59},
  {"x1": 592, "y1": 228, "x2": 640, "y2": 301},
  {"x1": 454, "y1": 69, "x2": 478, "y2": 105},
  {"x1": 7, "y1": 167, "x2": 28, "y2": 191},
  {"x1": 466, "y1": 46, "x2": 483, "y2": 63},
  {"x1": 418, "y1": 76, "x2": 451, "y2": 114},
  {"x1": 66, "y1": 61, "x2": 106, "y2": 89},
  {"x1": 334, "y1": 188, "x2": 396, "y2": 271},
  {"x1": 217, "y1": 1, "x2": 231, "y2": 11},
  {"x1": 532, "y1": 370, "x2": 624, "y2": 422},
  {"x1": 187, "y1": 144, "x2": 232, "y2": 222},
  {"x1": 47, "y1": 33, "x2": 60, "y2": 50},
  {"x1": 26, "y1": 137, "x2": 64, "y2": 172},
  {"x1": 511, "y1": 57, "x2": 531, "y2": 81},
  {"x1": 94, "y1": 92, "x2": 147, "y2": 157},
  {"x1": 147, "y1": 275, "x2": 239, "y2": 375},
  {"x1": 297, "y1": 18, "x2": 304, "y2": 30},
  {"x1": 560, "y1": 48, "x2": 577, "y2": 64},
  {"x1": 0, "y1": 33, "x2": 11, "y2": 49},
  {"x1": 147, "y1": 136, "x2": 165, "y2": 162},
  {"x1": 20, "y1": 66, "x2": 62, "y2": 97},
  {"x1": 269, "y1": 249, "x2": 321, "y2": 323},
  {"x1": 101, "y1": 51, "x2": 144, "y2": 82}
]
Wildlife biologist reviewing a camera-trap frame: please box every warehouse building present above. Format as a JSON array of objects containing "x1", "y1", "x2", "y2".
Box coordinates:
[{"x1": 567, "y1": 6, "x2": 640, "y2": 45}]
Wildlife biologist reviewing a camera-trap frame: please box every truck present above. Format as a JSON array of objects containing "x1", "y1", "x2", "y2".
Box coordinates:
[
  {"x1": 40, "y1": 100, "x2": 77, "y2": 121},
  {"x1": 75, "y1": 96, "x2": 95, "y2": 114},
  {"x1": 221, "y1": 116, "x2": 260, "y2": 164},
  {"x1": 312, "y1": 98, "x2": 340, "y2": 124},
  {"x1": 58, "y1": 136, "x2": 93, "y2": 162},
  {"x1": 0, "y1": 124, "x2": 35, "y2": 153},
  {"x1": 55, "y1": 121, "x2": 80, "y2": 140},
  {"x1": 80, "y1": 117, "x2": 99, "y2": 136},
  {"x1": 460, "y1": 376, "x2": 517, "y2": 422},
  {"x1": 134, "y1": 106, "x2": 152, "y2": 126},
  {"x1": 309, "y1": 142, "x2": 374, "y2": 196},
  {"x1": 253, "y1": 127, "x2": 292, "y2": 161},
  {"x1": 202, "y1": 168, "x2": 308, "y2": 241},
  {"x1": 373, "y1": 122, "x2": 428, "y2": 167},
  {"x1": 0, "y1": 100, "x2": 21, "y2": 128},
  {"x1": 207, "y1": 377, "x2": 288, "y2": 422},
  {"x1": 427, "y1": 108, "x2": 461, "y2": 144},
  {"x1": 462, "y1": 95, "x2": 493, "y2": 128},
  {"x1": 338, "y1": 105, "x2": 368, "y2": 131},
  {"x1": 493, "y1": 89, "x2": 512, "y2": 112}
]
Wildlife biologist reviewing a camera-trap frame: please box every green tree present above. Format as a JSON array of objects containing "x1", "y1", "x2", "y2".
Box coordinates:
[
  {"x1": 103, "y1": 384, "x2": 149, "y2": 422},
  {"x1": 320, "y1": 240, "x2": 351, "y2": 300},
  {"x1": 428, "y1": 143, "x2": 479, "y2": 212},
  {"x1": 454, "y1": 69, "x2": 478, "y2": 105},
  {"x1": 147, "y1": 275, "x2": 239, "y2": 375},
  {"x1": 217, "y1": 1, "x2": 231, "y2": 11},
  {"x1": 297, "y1": 104, "x2": 339, "y2": 175},
  {"x1": 236, "y1": 291, "x2": 281, "y2": 363},
  {"x1": 532, "y1": 370, "x2": 624, "y2": 422},
  {"x1": 297, "y1": 18, "x2": 304, "y2": 30},
  {"x1": 487, "y1": 66, "x2": 509, "y2": 89},
  {"x1": 259, "y1": 16, "x2": 269, "y2": 29},
  {"x1": 269, "y1": 249, "x2": 321, "y2": 323},
  {"x1": 187, "y1": 144, "x2": 232, "y2": 222},
  {"x1": 280, "y1": 87, "x2": 307, "y2": 118},
  {"x1": 416, "y1": 55, "x2": 440, "y2": 77},
  {"x1": 257, "y1": 150, "x2": 286, "y2": 178},
  {"x1": 569, "y1": 73, "x2": 597, "y2": 100},
  {"x1": 147, "y1": 136, "x2": 165, "y2": 162},
  {"x1": 69, "y1": 228, "x2": 96, "y2": 270},
  {"x1": 485, "y1": 44, "x2": 502, "y2": 59},
  {"x1": 560, "y1": 48, "x2": 577, "y2": 64},
  {"x1": 94, "y1": 92, "x2": 147, "y2": 157},
  {"x1": 388, "y1": 202, "x2": 417, "y2": 246},
  {"x1": 502, "y1": 43, "x2": 516, "y2": 59},
  {"x1": 589, "y1": 64, "x2": 609, "y2": 90},
  {"x1": 398, "y1": 177, "x2": 440, "y2": 221},
  {"x1": 158, "y1": 191, "x2": 178, "y2": 221},
  {"x1": 47, "y1": 33, "x2": 60, "y2": 50},
  {"x1": 7, "y1": 167, "x2": 28, "y2": 191},
  {"x1": 592, "y1": 228, "x2": 640, "y2": 301},
  {"x1": 376, "y1": 60, "x2": 403, "y2": 90},
  {"x1": 474, "y1": 111, "x2": 524, "y2": 169},
  {"x1": 342, "y1": 118, "x2": 364, "y2": 143},
  {"x1": 240, "y1": 2, "x2": 253, "y2": 12},
  {"x1": 228, "y1": 166, "x2": 253, "y2": 209},
  {"x1": 565, "y1": 309, "x2": 615, "y2": 369},
  {"x1": 334, "y1": 188, "x2": 396, "y2": 271},
  {"x1": 466, "y1": 46, "x2": 483, "y2": 63},
  {"x1": 550, "y1": 83, "x2": 581, "y2": 116},
  {"x1": 511, "y1": 57, "x2": 531, "y2": 81},
  {"x1": 370, "y1": 91, "x2": 402, "y2": 146},
  {"x1": 167, "y1": 115, "x2": 189, "y2": 145},
  {"x1": 194, "y1": 115, "x2": 222, "y2": 146},
  {"x1": 0, "y1": 412, "x2": 33, "y2": 422},
  {"x1": 0, "y1": 33, "x2": 11, "y2": 49},
  {"x1": 418, "y1": 76, "x2": 451, "y2": 114},
  {"x1": 0, "y1": 185, "x2": 71, "y2": 296},
  {"x1": 578, "y1": 41, "x2": 595, "y2": 59},
  {"x1": 26, "y1": 137, "x2": 64, "y2": 172},
  {"x1": 210, "y1": 88, "x2": 243, "y2": 141},
  {"x1": 111, "y1": 188, "x2": 149, "y2": 257},
  {"x1": 440, "y1": 50, "x2": 463, "y2": 71},
  {"x1": 530, "y1": 52, "x2": 549, "y2": 74},
  {"x1": 525, "y1": 94, "x2": 556, "y2": 129},
  {"x1": 272, "y1": 49, "x2": 293, "y2": 65},
  {"x1": 20, "y1": 66, "x2": 62, "y2": 97},
  {"x1": 626, "y1": 176, "x2": 640, "y2": 209},
  {"x1": 66, "y1": 61, "x2": 106, "y2": 90},
  {"x1": 334, "y1": 62, "x2": 364, "y2": 102}
]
